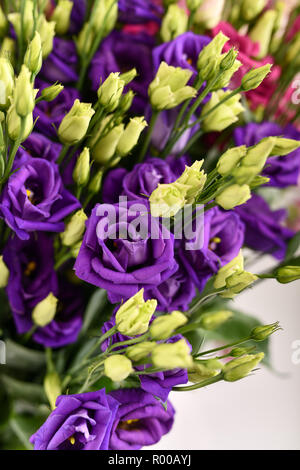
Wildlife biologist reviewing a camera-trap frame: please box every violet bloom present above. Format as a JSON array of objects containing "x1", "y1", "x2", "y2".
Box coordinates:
[
  {"x1": 109, "y1": 389, "x2": 175, "y2": 450},
  {"x1": 89, "y1": 31, "x2": 154, "y2": 113},
  {"x1": 0, "y1": 157, "x2": 80, "y2": 240},
  {"x1": 69, "y1": 0, "x2": 86, "y2": 33},
  {"x1": 179, "y1": 207, "x2": 245, "y2": 291},
  {"x1": 34, "y1": 80, "x2": 80, "y2": 139},
  {"x1": 40, "y1": 38, "x2": 78, "y2": 84},
  {"x1": 118, "y1": 0, "x2": 163, "y2": 24},
  {"x1": 235, "y1": 194, "x2": 294, "y2": 260},
  {"x1": 17, "y1": 132, "x2": 62, "y2": 164},
  {"x1": 74, "y1": 201, "x2": 177, "y2": 303},
  {"x1": 234, "y1": 122, "x2": 300, "y2": 188},
  {"x1": 30, "y1": 390, "x2": 119, "y2": 450}
]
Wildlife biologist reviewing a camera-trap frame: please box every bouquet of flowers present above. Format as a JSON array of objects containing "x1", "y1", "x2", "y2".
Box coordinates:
[{"x1": 0, "y1": 0, "x2": 300, "y2": 451}]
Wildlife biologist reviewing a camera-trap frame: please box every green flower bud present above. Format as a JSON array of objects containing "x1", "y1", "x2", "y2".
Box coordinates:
[
  {"x1": 194, "y1": 0, "x2": 226, "y2": 29},
  {"x1": 251, "y1": 322, "x2": 281, "y2": 341},
  {"x1": 215, "y1": 184, "x2": 251, "y2": 210},
  {"x1": 188, "y1": 362, "x2": 220, "y2": 384},
  {"x1": 40, "y1": 83, "x2": 64, "y2": 102},
  {"x1": 268, "y1": 137, "x2": 300, "y2": 156},
  {"x1": 117, "y1": 117, "x2": 147, "y2": 157},
  {"x1": 214, "y1": 251, "x2": 244, "y2": 289},
  {"x1": 233, "y1": 138, "x2": 276, "y2": 184},
  {"x1": 61, "y1": 210, "x2": 88, "y2": 247},
  {"x1": 223, "y1": 270, "x2": 258, "y2": 298},
  {"x1": 241, "y1": 64, "x2": 272, "y2": 91},
  {"x1": 0, "y1": 57, "x2": 14, "y2": 110},
  {"x1": 241, "y1": 0, "x2": 266, "y2": 22},
  {"x1": 58, "y1": 99, "x2": 95, "y2": 145},
  {"x1": 223, "y1": 353, "x2": 264, "y2": 382},
  {"x1": 149, "y1": 183, "x2": 186, "y2": 218},
  {"x1": 90, "y1": 0, "x2": 118, "y2": 36},
  {"x1": 70, "y1": 241, "x2": 82, "y2": 259},
  {"x1": 97, "y1": 73, "x2": 125, "y2": 112},
  {"x1": 51, "y1": 0, "x2": 73, "y2": 35},
  {"x1": 115, "y1": 289, "x2": 157, "y2": 336},
  {"x1": 44, "y1": 371, "x2": 61, "y2": 410},
  {"x1": 118, "y1": 90, "x2": 135, "y2": 113},
  {"x1": 250, "y1": 175, "x2": 270, "y2": 188},
  {"x1": 32, "y1": 293, "x2": 58, "y2": 327},
  {"x1": 8, "y1": 1, "x2": 34, "y2": 41},
  {"x1": 217, "y1": 146, "x2": 247, "y2": 176},
  {"x1": 91, "y1": 123, "x2": 124, "y2": 165},
  {"x1": 1, "y1": 37, "x2": 16, "y2": 66},
  {"x1": 152, "y1": 339, "x2": 193, "y2": 370},
  {"x1": 187, "y1": 0, "x2": 203, "y2": 11},
  {"x1": 7, "y1": 104, "x2": 33, "y2": 142},
  {"x1": 119, "y1": 68, "x2": 137, "y2": 85},
  {"x1": 0, "y1": 255, "x2": 9, "y2": 288},
  {"x1": 77, "y1": 23, "x2": 94, "y2": 57},
  {"x1": 104, "y1": 355, "x2": 133, "y2": 382},
  {"x1": 126, "y1": 342, "x2": 156, "y2": 362},
  {"x1": 14, "y1": 65, "x2": 36, "y2": 117},
  {"x1": 0, "y1": 6, "x2": 8, "y2": 37},
  {"x1": 231, "y1": 346, "x2": 256, "y2": 357},
  {"x1": 88, "y1": 169, "x2": 103, "y2": 194},
  {"x1": 199, "y1": 310, "x2": 233, "y2": 330},
  {"x1": 276, "y1": 266, "x2": 300, "y2": 284},
  {"x1": 37, "y1": 16, "x2": 56, "y2": 59},
  {"x1": 211, "y1": 49, "x2": 241, "y2": 90},
  {"x1": 197, "y1": 32, "x2": 229, "y2": 76},
  {"x1": 176, "y1": 160, "x2": 207, "y2": 204},
  {"x1": 161, "y1": 5, "x2": 188, "y2": 42},
  {"x1": 150, "y1": 311, "x2": 187, "y2": 340},
  {"x1": 201, "y1": 90, "x2": 244, "y2": 133},
  {"x1": 73, "y1": 147, "x2": 90, "y2": 187},
  {"x1": 249, "y1": 10, "x2": 277, "y2": 59},
  {"x1": 24, "y1": 31, "x2": 43, "y2": 75}
]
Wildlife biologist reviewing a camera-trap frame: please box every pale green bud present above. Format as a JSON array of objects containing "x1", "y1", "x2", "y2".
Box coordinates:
[
  {"x1": 61, "y1": 210, "x2": 88, "y2": 247},
  {"x1": 201, "y1": 91, "x2": 244, "y2": 133},
  {"x1": 14, "y1": 65, "x2": 36, "y2": 117},
  {"x1": 126, "y1": 342, "x2": 156, "y2": 362},
  {"x1": 115, "y1": 289, "x2": 157, "y2": 336},
  {"x1": 241, "y1": 64, "x2": 272, "y2": 91},
  {"x1": 223, "y1": 270, "x2": 258, "y2": 298},
  {"x1": 233, "y1": 138, "x2": 275, "y2": 184},
  {"x1": 70, "y1": 241, "x2": 82, "y2": 259},
  {"x1": 44, "y1": 371, "x2": 61, "y2": 410},
  {"x1": 217, "y1": 146, "x2": 247, "y2": 176},
  {"x1": 194, "y1": 0, "x2": 225, "y2": 29},
  {"x1": 188, "y1": 362, "x2": 219, "y2": 384},
  {"x1": 241, "y1": 0, "x2": 266, "y2": 22},
  {"x1": 40, "y1": 84, "x2": 64, "y2": 102},
  {"x1": 7, "y1": 104, "x2": 33, "y2": 142},
  {"x1": 24, "y1": 32, "x2": 42, "y2": 76},
  {"x1": 268, "y1": 138, "x2": 300, "y2": 157},
  {"x1": 73, "y1": 147, "x2": 90, "y2": 187},
  {"x1": 0, "y1": 255, "x2": 9, "y2": 288},
  {"x1": 37, "y1": 16, "x2": 56, "y2": 59},
  {"x1": 104, "y1": 355, "x2": 133, "y2": 382},
  {"x1": 249, "y1": 10, "x2": 277, "y2": 59},
  {"x1": 223, "y1": 353, "x2": 264, "y2": 382},
  {"x1": 199, "y1": 310, "x2": 233, "y2": 330},
  {"x1": 161, "y1": 5, "x2": 188, "y2": 42},
  {"x1": 150, "y1": 311, "x2": 187, "y2": 340},
  {"x1": 211, "y1": 50, "x2": 241, "y2": 90},
  {"x1": 187, "y1": 0, "x2": 203, "y2": 11},
  {"x1": 91, "y1": 123, "x2": 124, "y2": 165},
  {"x1": 215, "y1": 184, "x2": 251, "y2": 210},
  {"x1": 286, "y1": 33, "x2": 300, "y2": 65},
  {"x1": 149, "y1": 183, "x2": 186, "y2": 218},
  {"x1": 77, "y1": 23, "x2": 94, "y2": 56},
  {"x1": 119, "y1": 90, "x2": 135, "y2": 113},
  {"x1": 51, "y1": 0, "x2": 73, "y2": 35},
  {"x1": 8, "y1": 1, "x2": 34, "y2": 41},
  {"x1": 90, "y1": 0, "x2": 118, "y2": 36},
  {"x1": 117, "y1": 117, "x2": 147, "y2": 157},
  {"x1": 231, "y1": 347, "x2": 256, "y2": 357},
  {"x1": 276, "y1": 266, "x2": 300, "y2": 284},
  {"x1": 0, "y1": 6, "x2": 8, "y2": 37},
  {"x1": 251, "y1": 322, "x2": 281, "y2": 341},
  {"x1": 1, "y1": 38, "x2": 15, "y2": 66},
  {"x1": 119, "y1": 68, "x2": 137, "y2": 85},
  {"x1": 98, "y1": 73, "x2": 125, "y2": 112},
  {"x1": 32, "y1": 293, "x2": 58, "y2": 327},
  {"x1": 250, "y1": 175, "x2": 270, "y2": 188},
  {"x1": 152, "y1": 339, "x2": 193, "y2": 369},
  {"x1": 214, "y1": 251, "x2": 244, "y2": 289},
  {"x1": 197, "y1": 32, "x2": 229, "y2": 74},
  {"x1": 0, "y1": 57, "x2": 14, "y2": 110},
  {"x1": 58, "y1": 99, "x2": 95, "y2": 145},
  {"x1": 88, "y1": 169, "x2": 103, "y2": 194},
  {"x1": 176, "y1": 160, "x2": 207, "y2": 203}
]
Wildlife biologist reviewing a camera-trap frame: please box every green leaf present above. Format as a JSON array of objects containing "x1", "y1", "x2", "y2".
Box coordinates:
[
  {"x1": 81, "y1": 289, "x2": 108, "y2": 335},
  {"x1": 285, "y1": 231, "x2": 300, "y2": 261},
  {"x1": 5, "y1": 340, "x2": 46, "y2": 372},
  {"x1": 0, "y1": 374, "x2": 46, "y2": 404},
  {"x1": 184, "y1": 329, "x2": 206, "y2": 355}
]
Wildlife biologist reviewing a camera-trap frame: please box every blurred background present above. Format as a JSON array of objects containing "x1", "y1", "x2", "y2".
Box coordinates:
[{"x1": 151, "y1": 256, "x2": 300, "y2": 450}]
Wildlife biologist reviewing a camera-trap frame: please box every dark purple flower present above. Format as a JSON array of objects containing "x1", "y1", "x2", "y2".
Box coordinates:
[
  {"x1": 234, "y1": 122, "x2": 300, "y2": 188},
  {"x1": 179, "y1": 207, "x2": 245, "y2": 291},
  {"x1": 89, "y1": 31, "x2": 154, "y2": 113},
  {"x1": 109, "y1": 389, "x2": 175, "y2": 450},
  {"x1": 30, "y1": 389, "x2": 119, "y2": 450},
  {"x1": 118, "y1": 0, "x2": 163, "y2": 24},
  {"x1": 0, "y1": 157, "x2": 80, "y2": 240},
  {"x1": 235, "y1": 194, "x2": 294, "y2": 260},
  {"x1": 34, "y1": 80, "x2": 80, "y2": 139},
  {"x1": 16, "y1": 132, "x2": 62, "y2": 165},
  {"x1": 74, "y1": 201, "x2": 177, "y2": 303},
  {"x1": 69, "y1": 0, "x2": 86, "y2": 33},
  {"x1": 40, "y1": 38, "x2": 78, "y2": 84},
  {"x1": 100, "y1": 317, "x2": 131, "y2": 352}
]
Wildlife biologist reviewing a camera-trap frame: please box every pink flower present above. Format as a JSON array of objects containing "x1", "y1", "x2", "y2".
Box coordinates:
[{"x1": 287, "y1": 15, "x2": 300, "y2": 42}]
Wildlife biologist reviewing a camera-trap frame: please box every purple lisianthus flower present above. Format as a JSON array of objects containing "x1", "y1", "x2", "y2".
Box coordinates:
[
  {"x1": 89, "y1": 31, "x2": 154, "y2": 113},
  {"x1": 234, "y1": 122, "x2": 300, "y2": 188},
  {"x1": 235, "y1": 194, "x2": 294, "y2": 260},
  {"x1": 74, "y1": 201, "x2": 177, "y2": 303},
  {"x1": 179, "y1": 207, "x2": 245, "y2": 291},
  {"x1": 118, "y1": 0, "x2": 163, "y2": 24},
  {"x1": 0, "y1": 157, "x2": 80, "y2": 240},
  {"x1": 69, "y1": 0, "x2": 86, "y2": 33},
  {"x1": 109, "y1": 389, "x2": 175, "y2": 450},
  {"x1": 16, "y1": 132, "x2": 62, "y2": 165},
  {"x1": 34, "y1": 80, "x2": 80, "y2": 139},
  {"x1": 30, "y1": 390, "x2": 119, "y2": 450},
  {"x1": 3, "y1": 234, "x2": 58, "y2": 334},
  {"x1": 40, "y1": 38, "x2": 78, "y2": 84}
]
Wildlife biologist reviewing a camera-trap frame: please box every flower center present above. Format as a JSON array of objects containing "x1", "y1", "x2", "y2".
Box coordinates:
[
  {"x1": 24, "y1": 261, "x2": 37, "y2": 277},
  {"x1": 209, "y1": 237, "x2": 221, "y2": 251},
  {"x1": 118, "y1": 419, "x2": 140, "y2": 430},
  {"x1": 68, "y1": 436, "x2": 76, "y2": 445}
]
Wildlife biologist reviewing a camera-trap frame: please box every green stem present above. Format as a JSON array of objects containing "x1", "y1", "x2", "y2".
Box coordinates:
[
  {"x1": 137, "y1": 111, "x2": 159, "y2": 163},
  {"x1": 107, "y1": 333, "x2": 150, "y2": 353},
  {"x1": 57, "y1": 145, "x2": 70, "y2": 165},
  {"x1": 194, "y1": 337, "x2": 252, "y2": 358},
  {"x1": 173, "y1": 373, "x2": 223, "y2": 391},
  {"x1": 10, "y1": 419, "x2": 34, "y2": 450}
]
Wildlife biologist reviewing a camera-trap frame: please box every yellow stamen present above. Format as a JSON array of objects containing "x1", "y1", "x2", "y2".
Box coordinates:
[
  {"x1": 69, "y1": 436, "x2": 75, "y2": 445},
  {"x1": 24, "y1": 261, "x2": 37, "y2": 276}
]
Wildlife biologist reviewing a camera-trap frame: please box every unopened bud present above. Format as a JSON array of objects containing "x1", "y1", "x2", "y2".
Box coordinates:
[
  {"x1": 241, "y1": 0, "x2": 266, "y2": 22},
  {"x1": 44, "y1": 371, "x2": 61, "y2": 410},
  {"x1": 115, "y1": 289, "x2": 157, "y2": 336},
  {"x1": 73, "y1": 147, "x2": 90, "y2": 187},
  {"x1": 40, "y1": 84, "x2": 64, "y2": 102},
  {"x1": 104, "y1": 355, "x2": 133, "y2": 382},
  {"x1": 88, "y1": 169, "x2": 103, "y2": 194},
  {"x1": 119, "y1": 68, "x2": 137, "y2": 85},
  {"x1": 251, "y1": 322, "x2": 281, "y2": 341},
  {"x1": 152, "y1": 339, "x2": 193, "y2": 369},
  {"x1": 149, "y1": 183, "x2": 186, "y2": 218},
  {"x1": 241, "y1": 64, "x2": 272, "y2": 91},
  {"x1": 249, "y1": 10, "x2": 277, "y2": 59},
  {"x1": 223, "y1": 353, "x2": 264, "y2": 381},
  {"x1": 58, "y1": 99, "x2": 95, "y2": 145},
  {"x1": 215, "y1": 184, "x2": 251, "y2": 210},
  {"x1": 117, "y1": 117, "x2": 147, "y2": 157},
  {"x1": 161, "y1": 5, "x2": 188, "y2": 42},
  {"x1": 126, "y1": 342, "x2": 156, "y2": 362},
  {"x1": 150, "y1": 311, "x2": 187, "y2": 340},
  {"x1": 14, "y1": 65, "x2": 36, "y2": 117},
  {"x1": 276, "y1": 266, "x2": 300, "y2": 284},
  {"x1": 0, "y1": 255, "x2": 9, "y2": 288},
  {"x1": 61, "y1": 210, "x2": 88, "y2": 247},
  {"x1": 32, "y1": 293, "x2": 58, "y2": 327},
  {"x1": 0, "y1": 57, "x2": 14, "y2": 110},
  {"x1": 24, "y1": 31, "x2": 42, "y2": 75},
  {"x1": 51, "y1": 0, "x2": 73, "y2": 35},
  {"x1": 199, "y1": 310, "x2": 233, "y2": 330},
  {"x1": 37, "y1": 16, "x2": 56, "y2": 58},
  {"x1": 97, "y1": 73, "x2": 125, "y2": 112},
  {"x1": 217, "y1": 146, "x2": 247, "y2": 176}
]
